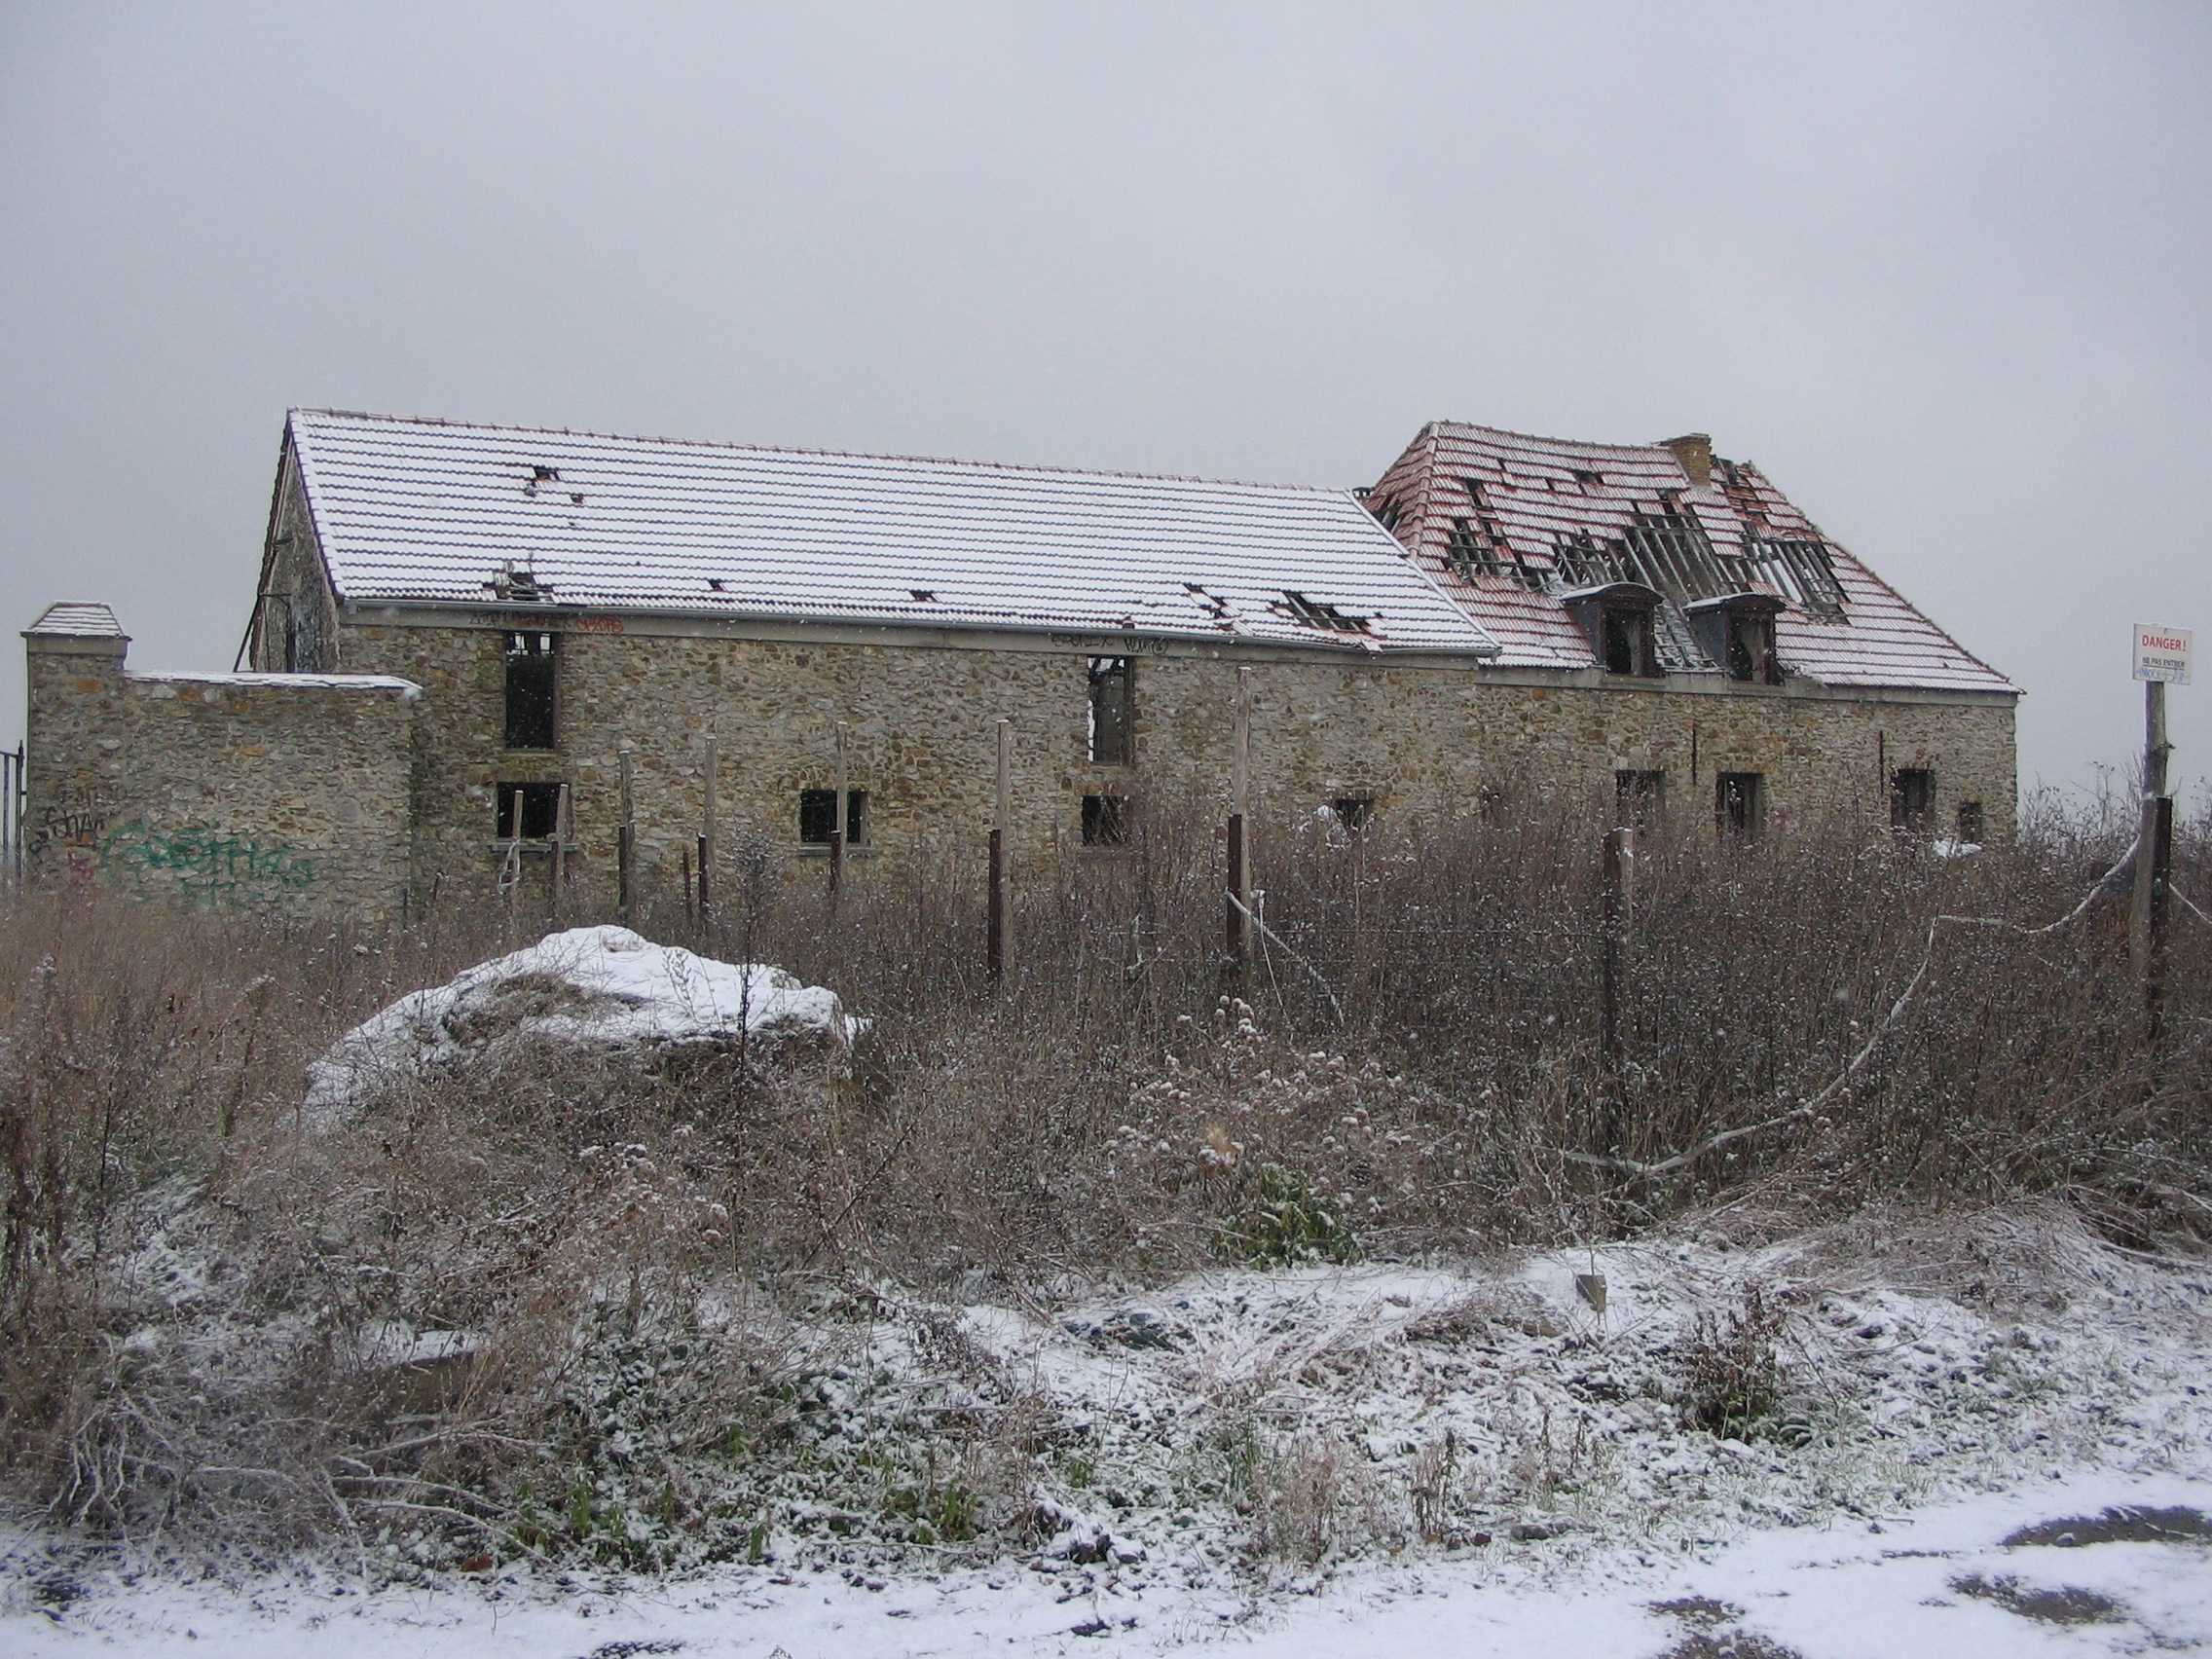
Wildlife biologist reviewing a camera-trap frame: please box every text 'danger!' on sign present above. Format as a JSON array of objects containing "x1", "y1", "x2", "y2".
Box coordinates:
[{"x1": 2133, "y1": 623, "x2": 2193, "y2": 684}]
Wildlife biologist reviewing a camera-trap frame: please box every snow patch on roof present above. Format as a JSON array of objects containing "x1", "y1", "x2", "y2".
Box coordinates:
[{"x1": 285, "y1": 408, "x2": 1500, "y2": 656}]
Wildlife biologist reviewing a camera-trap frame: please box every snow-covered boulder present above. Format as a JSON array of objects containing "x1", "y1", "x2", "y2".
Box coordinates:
[{"x1": 306, "y1": 925, "x2": 866, "y2": 1118}]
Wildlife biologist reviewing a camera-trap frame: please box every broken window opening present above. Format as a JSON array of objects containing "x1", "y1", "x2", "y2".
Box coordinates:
[
  {"x1": 496, "y1": 782, "x2": 564, "y2": 842},
  {"x1": 1715, "y1": 772, "x2": 1765, "y2": 842},
  {"x1": 1573, "y1": 469, "x2": 1605, "y2": 491},
  {"x1": 1446, "y1": 517, "x2": 1487, "y2": 578},
  {"x1": 1329, "y1": 796, "x2": 1375, "y2": 832},
  {"x1": 1891, "y1": 769, "x2": 1935, "y2": 835},
  {"x1": 1368, "y1": 494, "x2": 1403, "y2": 533},
  {"x1": 1082, "y1": 793, "x2": 1132, "y2": 847},
  {"x1": 1614, "y1": 770, "x2": 1666, "y2": 829},
  {"x1": 1088, "y1": 655, "x2": 1133, "y2": 764},
  {"x1": 1282, "y1": 591, "x2": 1370, "y2": 633},
  {"x1": 1601, "y1": 608, "x2": 1641, "y2": 675},
  {"x1": 798, "y1": 789, "x2": 868, "y2": 846},
  {"x1": 1955, "y1": 800, "x2": 1985, "y2": 844},
  {"x1": 504, "y1": 631, "x2": 557, "y2": 750},
  {"x1": 1725, "y1": 611, "x2": 1782, "y2": 684}
]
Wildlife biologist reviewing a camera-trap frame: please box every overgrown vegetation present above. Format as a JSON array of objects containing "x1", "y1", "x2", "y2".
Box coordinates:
[
  {"x1": 1680, "y1": 1284, "x2": 1790, "y2": 1440},
  {"x1": 0, "y1": 782, "x2": 2204, "y2": 1571}
]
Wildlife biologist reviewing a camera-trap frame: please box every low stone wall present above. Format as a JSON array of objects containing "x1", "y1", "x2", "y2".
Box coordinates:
[{"x1": 23, "y1": 629, "x2": 421, "y2": 918}]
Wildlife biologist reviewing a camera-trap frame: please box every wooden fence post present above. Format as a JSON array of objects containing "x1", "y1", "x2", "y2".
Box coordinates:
[
  {"x1": 830, "y1": 720, "x2": 848, "y2": 901},
  {"x1": 699, "y1": 733, "x2": 717, "y2": 921},
  {"x1": 1225, "y1": 667, "x2": 1252, "y2": 968},
  {"x1": 552, "y1": 782, "x2": 571, "y2": 905},
  {"x1": 499, "y1": 787, "x2": 524, "y2": 914},
  {"x1": 2131, "y1": 680, "x2": 2173, "y2": 1048},
  {"x1": 1600, "y1": 827, "x2": 1634, "y2": 1055},
  {"x1": 616, "y1": 748, "x2": 635, "y2": 918},
  {"x1": 1597, "y1": 824, "x2": 1635, "y2": 1159},
  {"x1": 988, "y1": 718, "x2": 1011, "y2": 982}
]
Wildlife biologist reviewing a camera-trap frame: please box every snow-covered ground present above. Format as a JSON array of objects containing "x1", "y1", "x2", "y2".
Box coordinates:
[
  {"x1": 6, "y1": 1202, "x2": 2205, "y2": 1656},
  {"x1": 7, "y1": 1470, "x2": 2206, "y2": 1655}
]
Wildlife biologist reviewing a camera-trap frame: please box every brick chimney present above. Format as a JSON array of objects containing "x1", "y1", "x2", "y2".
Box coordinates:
[{"x1": 1661, "y1": 432, "x2": 1714, "y2": 489}]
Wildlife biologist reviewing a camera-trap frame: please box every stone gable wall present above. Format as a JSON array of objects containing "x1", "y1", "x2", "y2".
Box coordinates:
[
  {"x1": 337, "y1": 618, "x2": 2017, "y2": 911},
  {"x1": 22, "y1": 637, "x2": 419, "y2": 917},
  {"x1": 247, "y1": 449, "x2": 343, "y2": 675}
]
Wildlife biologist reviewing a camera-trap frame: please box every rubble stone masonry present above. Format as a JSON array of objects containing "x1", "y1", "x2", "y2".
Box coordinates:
[
  {"x1": 332, "y1": 614, "x2": 2016, "y2": 911},
  {"x1": 22, "y1": 624, "x2": 420, "y2": 917}
]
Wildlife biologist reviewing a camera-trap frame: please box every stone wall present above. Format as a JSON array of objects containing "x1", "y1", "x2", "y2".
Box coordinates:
[
  {"x1": 23, "y1": 628, "x2": 421, "y2": 917},
  {"x1": 335, "y1": 615, "x2": 2017, "y2": 911},
  {"x1": 246, "y1": 448, "x2": 343, "y2": 675}
]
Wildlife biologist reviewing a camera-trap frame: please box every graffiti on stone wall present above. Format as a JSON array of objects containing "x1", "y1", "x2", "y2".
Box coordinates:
[
  {"x1": 30, "y1": 789, "x2": 110, "y2": 885},
  {"x1": 98, "y1": 821, "x2": 319, "y2": 903}
]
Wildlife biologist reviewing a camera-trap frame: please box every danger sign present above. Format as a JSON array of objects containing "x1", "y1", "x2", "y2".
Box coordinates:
[{"x1": 2134, "y1": 624, "x2": 2193, "y2": 684}]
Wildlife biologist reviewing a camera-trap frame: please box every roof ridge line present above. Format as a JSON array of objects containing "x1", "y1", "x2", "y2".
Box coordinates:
[
  {"x1": 287, "y1": 406, "x2": 1352, "y2": 498},
  {"x1": 1430, "y1": 416, "x2": 1711, "y2": 460}
]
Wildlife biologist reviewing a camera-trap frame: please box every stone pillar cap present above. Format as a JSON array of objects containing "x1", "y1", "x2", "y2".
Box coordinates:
[{"x1": 23, "y1": 602, "x2": 129, "y2": 653}]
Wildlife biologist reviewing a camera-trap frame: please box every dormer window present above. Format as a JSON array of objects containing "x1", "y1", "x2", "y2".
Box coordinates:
[
  {"x1": 1685, "y1": 594, "x2": 1786, "y2": 685},
  {"x1": 1601, "y1": 608, "x2": 1647, "y2": 675},
  {"x1": 1563, "y1": 583, "x2": 1663, "y2": 678}
]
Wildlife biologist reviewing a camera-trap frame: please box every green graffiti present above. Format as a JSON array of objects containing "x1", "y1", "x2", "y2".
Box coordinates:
[{"x1": 99, "y1": 820, "x2": 319, "y2": 903}]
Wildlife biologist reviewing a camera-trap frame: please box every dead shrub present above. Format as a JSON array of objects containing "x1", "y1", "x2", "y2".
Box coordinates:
[{"x1": 1680, "y1": 1283, "x2": 1791, "y2": 1439}]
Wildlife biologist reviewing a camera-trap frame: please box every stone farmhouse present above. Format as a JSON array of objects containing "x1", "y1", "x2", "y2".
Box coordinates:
[{"x1": 19, "y1": 408, "x2": 2016, "y2": 916}]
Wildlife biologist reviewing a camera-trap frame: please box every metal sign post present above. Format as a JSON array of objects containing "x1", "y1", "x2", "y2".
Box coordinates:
[{"x1": 2130, "y1": 623, "x2": 2191, "y2": 1045}]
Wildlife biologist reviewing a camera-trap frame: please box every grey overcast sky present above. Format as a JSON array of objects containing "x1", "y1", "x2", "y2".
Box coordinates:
[{"x1": 4, "y1": 1, "x2": 2207, "y2": 802}]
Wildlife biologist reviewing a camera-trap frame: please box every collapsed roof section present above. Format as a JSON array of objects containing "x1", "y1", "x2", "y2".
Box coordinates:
[
  {"x1": 283, "y1": 409, "x2": 1500, "y2": 658},
  {"x1": 1363, "y1": 422, "x2": 2016, "y2": 694}
]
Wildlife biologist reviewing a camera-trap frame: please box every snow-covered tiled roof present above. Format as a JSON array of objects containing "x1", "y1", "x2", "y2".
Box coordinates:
[
  {"x1": 24, "y1": 602, "x2": 128, "y2": 639},
  {"x1": 286, "y1": 410, "x2": 1500, "y2": 657},
  {"x1": 1365, "y1": 422, "x2": 2016, "y2": 694}
]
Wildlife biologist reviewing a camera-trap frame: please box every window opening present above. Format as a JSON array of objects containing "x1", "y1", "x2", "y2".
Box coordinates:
[
  {"x1": 1725, "y1": 611, "x2": 1781, "y2": 684},
  {"x1": 496, "y1": 782, "x2": 563, "y2": 841},
  {"x1": 504, "y1": 631, "x2": 556, "y2": 750},
  {"x1": 1601, "y1": 608, "x2": 1641, "y2": 675},
  {"x1": 1614, "y1": 769, "x2": 1666, "y2": 828},
  {"x1": 1446, "y1": 518, "x2": 1486, "y2": 578},
  {"x1": 1082, "y1": 793, "x2": 1131, "y2": 847},
  {"x1": 1329, "y1": 796, "x2": 1375, "y2": 831},
  {"x1": 1088, "y1": 655, "x2": 1133, "y2": 763},
  {"x1": 1715, "y1": 772, "x2": 1764, "y2": 841},
  {"x1": 1955, "y1": 800, "x2": 1985, "y2": 844},
  {"x1": 1891, "y1": 769, "x2": 1935, "y2": 835},
  {"x1": 799, "y1": 789, "x2": 868, "y2": 846}
]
